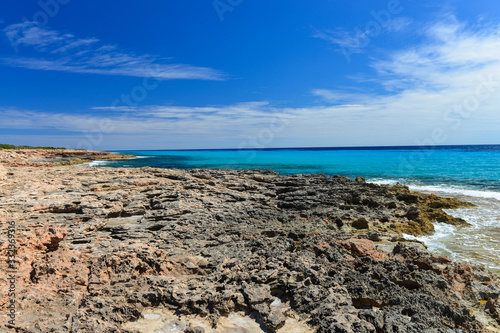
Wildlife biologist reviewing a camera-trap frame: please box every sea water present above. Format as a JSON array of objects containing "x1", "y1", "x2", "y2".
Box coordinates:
[{"x1": 101, "y1": 145, "x2": 500, "y2": 273}]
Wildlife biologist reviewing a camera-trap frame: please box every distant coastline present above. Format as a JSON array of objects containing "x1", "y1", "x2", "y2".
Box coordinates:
[
  {"x1": 0, "y1": 147, "x2": 135, "y2": 167},
  {"x1": 0, "y1": 143, "x2": 67, "y2": 150}
]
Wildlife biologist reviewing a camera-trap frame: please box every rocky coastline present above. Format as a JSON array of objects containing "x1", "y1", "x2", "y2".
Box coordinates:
[
  {"x1": 0, "y1": 150, "x2": 499, "y2": 332},
  {"x1": 0, "y1": 149, "x2": 135, "y2": 167}
]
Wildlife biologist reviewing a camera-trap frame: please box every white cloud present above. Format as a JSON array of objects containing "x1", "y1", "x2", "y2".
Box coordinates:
[
  {"x1": 92, "y1": 102, "x2": 276, "y2": 119},
  {"x1": 371, "y1": 18, "x2": 500, "y2": 91},
  {"x1": 2, "y1": 22, "x2": 225, "y2": 80},
  {"x1": 5, "y1": 23, "x2": 68, "y2": 49},
  {"x1": 313, "y1": 16, "x2": 412, "y2": 55},
  {"x1": 313, "y1": 28, "x2": 366, "y2": 55},
  {"x1": 0, "y1": 102, "x2": 365, "y2": 147},
  {"x1": 312, "y1": 16, "x2": 500, "y2": 145},
  {"x1": 311, "y1": 89, "x2": 371, "y2": 105},
  {"x1": 387, "y1": 17, "x2": 413, "y2": 32}
]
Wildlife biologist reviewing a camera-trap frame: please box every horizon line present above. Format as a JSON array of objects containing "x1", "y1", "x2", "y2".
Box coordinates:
[{"x1": 110, "y1": 143, "x2": 500, "y2": 152}]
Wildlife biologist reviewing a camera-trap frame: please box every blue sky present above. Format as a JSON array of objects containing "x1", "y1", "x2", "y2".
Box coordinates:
[{"x1": 1, "y1": 0, "x2": 500, "y2": 149}]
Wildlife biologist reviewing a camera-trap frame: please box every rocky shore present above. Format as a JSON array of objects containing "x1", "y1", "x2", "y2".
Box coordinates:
[
  {"x1": 0, "y1": 151, "x2": 499, "y2": 332},
  {"x1": 0, "y1": 149, "x2": 135, "y2": 167}
]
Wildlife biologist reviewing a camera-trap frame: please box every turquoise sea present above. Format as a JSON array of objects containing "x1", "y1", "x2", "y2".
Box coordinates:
[{"x1": 95, "y1": 145, "x2": 500, "y2": 273}]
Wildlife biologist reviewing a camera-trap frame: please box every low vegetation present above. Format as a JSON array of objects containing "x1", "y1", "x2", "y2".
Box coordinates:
[{"x1": 0, "y1": 143, "x2": 66, "y2": 150}]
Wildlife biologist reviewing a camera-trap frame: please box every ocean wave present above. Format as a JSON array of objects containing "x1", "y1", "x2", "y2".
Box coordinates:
[
  {"x1": 87, "y1": 160, "x2": 109, "y2": 167},
  {"x1": 367, "y1": 178, "x2": 401, "y2": 185},
  {"x1": 407, "y1": 184, "x2": 500, "y2": 201},
  {"x1": 367, "y1": 178, "x2": 500, "y2": 201},
  {"x1": 403, "y1": 222, "x2": 458, "y2": 258}
]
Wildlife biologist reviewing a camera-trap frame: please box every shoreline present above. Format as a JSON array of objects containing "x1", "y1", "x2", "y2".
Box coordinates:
[
  {"x1": 1, "y1": 150, "x2": 500, "y2": 332},
  {"x1": 0, "y1": 149, "x2": 136, "y2": 167}
]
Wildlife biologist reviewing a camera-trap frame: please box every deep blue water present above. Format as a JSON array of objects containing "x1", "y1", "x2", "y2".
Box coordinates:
[{"x1": 104, "y1": 145, "x2": 500, "y2": 192}]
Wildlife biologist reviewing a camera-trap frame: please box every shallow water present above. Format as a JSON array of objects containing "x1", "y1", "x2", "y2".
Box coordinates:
[{"x1": 401, "y1": 187, "x2": 500, "y2": 274}]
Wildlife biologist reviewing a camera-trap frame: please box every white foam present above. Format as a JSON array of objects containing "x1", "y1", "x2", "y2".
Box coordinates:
[
  {"x1": 446, "y1": 206, "x2": 500, "y2": 228},
  {"x1": 403, "y1": 223, "x2": 458, "y2": 258},
  {"x1": 372, "y1": 177, "x2": 500, "y2": 273},
  {"x1": 368, "y1": 178, "x2": 401, "y2": 185},
  {"x1": 87, "y1": 160, "x2": 109, "y2": 167},
  {"x1": 408, "y1": 184, "x2": 500, "y2": 201},
  {"x1": 368, "y1": 178, "x2": 500, "y2": 201}
]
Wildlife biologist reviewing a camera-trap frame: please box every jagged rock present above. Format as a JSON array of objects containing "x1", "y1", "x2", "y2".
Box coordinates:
[{"x1": 184, "y1": 327, "x2": 205, "y2": 333}]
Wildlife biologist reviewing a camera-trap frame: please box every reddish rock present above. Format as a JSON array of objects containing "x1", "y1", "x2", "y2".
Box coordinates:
[{"x1": 334, "y1": 238, "x2": 388, "y2": 261}]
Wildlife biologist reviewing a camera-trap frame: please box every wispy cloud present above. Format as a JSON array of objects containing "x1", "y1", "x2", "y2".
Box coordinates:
[
  {"x1": 371, "y1": 17, "x2": 500, "y2": 91},
  {"x1": 311, "y1": 89, "x2": 372, "y2": 105},
  {"x1": 312, "y1": 16, "x2": 412, "y2": 56},
  {"x1": 312, "y1": 16, "x2": 500, "y2": 144},
  {"x1": 313, "y1": 28, "x2": 366, "y2": 55},
  {"x1": 0, "y1": 102, "x2": 365, "y2": 146},
  {"x1": 387, "y1": 17, "x2": 413, "y2": 32},
  {"x1": 91, "y1": 102, "x2": 276, "y2": 119},
  {"x1": 2, "y1": 22, "x2": 225, "y2": 80}
]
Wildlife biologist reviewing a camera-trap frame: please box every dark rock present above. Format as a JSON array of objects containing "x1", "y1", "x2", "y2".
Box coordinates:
[{"x1": 184, "y1": 327, "x2": 205, "y2": 333}]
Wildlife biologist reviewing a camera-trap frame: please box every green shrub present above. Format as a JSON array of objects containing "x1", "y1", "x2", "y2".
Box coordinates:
[{"x1": 0, "y1": 144, "x2": 66, "y2": 150}]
